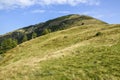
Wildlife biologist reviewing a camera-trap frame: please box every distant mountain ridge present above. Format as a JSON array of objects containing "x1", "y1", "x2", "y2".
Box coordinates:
[{"x1": 0, "y1": 14, "x2": 107, "y2": 44}]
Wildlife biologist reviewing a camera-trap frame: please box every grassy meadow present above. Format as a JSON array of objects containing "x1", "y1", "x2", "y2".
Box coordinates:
[{"x1": 0, "y1": 24, "x2": 120, "y2": 80}]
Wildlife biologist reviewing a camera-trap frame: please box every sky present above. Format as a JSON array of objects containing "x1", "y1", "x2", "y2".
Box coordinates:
[{"x1": 0, "y1": 0, "x2": 120, "y2": 35}]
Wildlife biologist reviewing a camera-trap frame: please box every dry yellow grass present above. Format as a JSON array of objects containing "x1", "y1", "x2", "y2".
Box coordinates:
[{"x1": 0, "y1": 24, "x2": 120, "y2": 80}]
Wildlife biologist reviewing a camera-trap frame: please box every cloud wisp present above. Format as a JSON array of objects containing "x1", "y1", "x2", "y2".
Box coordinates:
[
  {"x1": 0, "y1": 0, "x2": 100, "y2": 10},
  {"x1": 31, "y1": 9, "x2": 46, "y2": 13}
]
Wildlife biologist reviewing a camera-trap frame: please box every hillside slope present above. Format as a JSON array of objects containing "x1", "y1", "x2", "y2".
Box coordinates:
[
  {"x1": 0, "y1": 14, "x2": 107, "y2": 44},
  {"x1": 0, "y1": 24, "x2": 120, "y2": 80}
]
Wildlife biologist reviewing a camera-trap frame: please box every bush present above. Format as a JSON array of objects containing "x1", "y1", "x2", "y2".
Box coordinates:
[
  {"x1": 32, "y1": 32, "x2": 37, "y2": 39},
  {"x1": 42, "y1": 29, "x2": 51, "y2": 35},
  {"x1": 95, "y1": 32, "x2": 102, "y2": 37},
  {"x1": 81, "y1": 22, "x2": 84, "y2": 25},
  {"x1": 22, "y1": 35, "x2": 28, "y2": 42}
]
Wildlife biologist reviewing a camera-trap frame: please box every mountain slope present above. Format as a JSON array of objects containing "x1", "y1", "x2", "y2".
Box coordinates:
[
  {"x1": 0, "y1": 23, "x2": 120, "y2": 80},
  {"x1": 0, "y1": 14, "x2": 107, "y2": 44}
]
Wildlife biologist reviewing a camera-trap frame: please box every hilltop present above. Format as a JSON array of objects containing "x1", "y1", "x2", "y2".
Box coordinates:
[
  {"x1": 0, "y1": 14, "x2": 107, "y2": 44},
  {"x1": 0, "y1": 14, "x2": 120, "y2": 80}
]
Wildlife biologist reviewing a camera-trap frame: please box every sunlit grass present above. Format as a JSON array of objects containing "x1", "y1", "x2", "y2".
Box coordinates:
[{"x1": 0, "y1": 24, "x2": 120, "y2": 80}]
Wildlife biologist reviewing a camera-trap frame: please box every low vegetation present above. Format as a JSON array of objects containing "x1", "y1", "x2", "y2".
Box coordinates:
[
  {"x1": 0, "y1": 14, "x2": 107, "y2": 45},
  {"x1": 31, "y1": 32, "x2": 37, "y2": 39},
  {"x1": 42, "y1": 28, "x2": 51, "y2": 35},
  {"x1": 0, "y1": 38, "x2": 17, "y2": 54},
  {"x1": 0, "y1": 23, "x2": 120, "y2": 80},
  {"x1": 0, "y1": 14, "x2": 107, "y2": 54}
]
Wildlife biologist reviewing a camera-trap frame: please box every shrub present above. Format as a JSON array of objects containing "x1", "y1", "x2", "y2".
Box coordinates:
[
  {"x1": 22, "y1": 35, "x2": 28, "y2": 42},
  {"x1": 42, "y1": 29, "x2": 51, "y2": 35},
  {"x1": 81, "y1": 23, "x2": 84, "y2": 25},
  {"x1": 95, "y1": 32, "x2": 102, "y2": 37},
  {"x1": 32, "y1": 32, "x2": 37, "y2": 39}
]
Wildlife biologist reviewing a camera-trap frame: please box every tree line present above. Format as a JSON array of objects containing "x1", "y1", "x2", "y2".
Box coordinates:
[{"x1": 0, "y1": 29, "x2": 51, "y2": 54}]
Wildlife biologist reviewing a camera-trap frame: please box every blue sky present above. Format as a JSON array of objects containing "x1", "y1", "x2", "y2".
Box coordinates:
[{"x1": 0, "y1": 0, "x2": 120, "y2": 35}]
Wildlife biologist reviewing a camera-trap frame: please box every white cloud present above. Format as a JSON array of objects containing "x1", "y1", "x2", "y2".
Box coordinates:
[
  {"x1": 0, "y1": 0, "x2": 36, "y2": 9},
  {"x1": 38, "y1": 0, "x2": 100, "y2": 6},
  {"x1": 30, "y1": 10, "x2": 70, "y2": 14},
  {"x1": 31, "y1": 9, "x2": 46, "y2": 13},
  {"x1": 0, "y1": 0, "x2": 100, "y2": 10}
]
